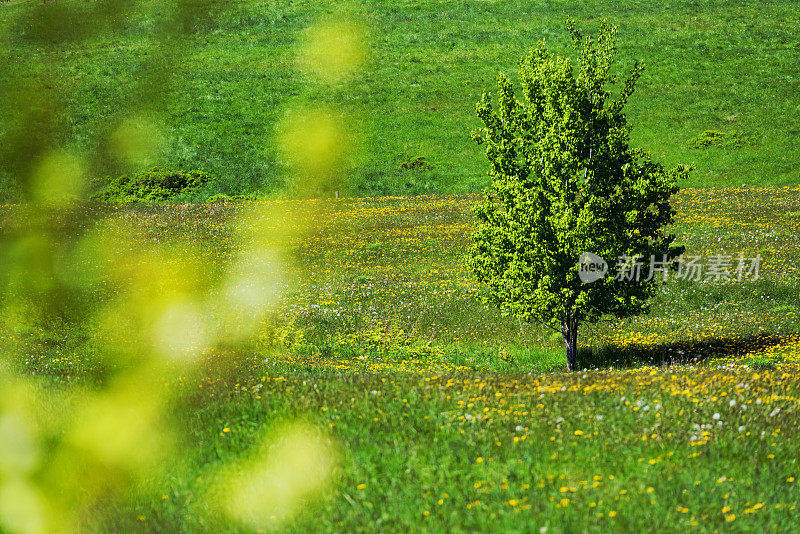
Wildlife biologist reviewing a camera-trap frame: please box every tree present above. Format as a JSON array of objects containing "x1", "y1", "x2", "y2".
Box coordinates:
[{"x1": 470, "y1": 19, "x2": 691, "y2": 371}]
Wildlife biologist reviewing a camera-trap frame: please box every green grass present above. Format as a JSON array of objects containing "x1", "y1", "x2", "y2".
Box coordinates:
[
  {"x1": 1, "y1": 1, "x2": 799, "y2": 527},
  {"x1": 1, "y1": 0, "x2": 799, "y2": 199},
  {"x1": 96, "y1": 350, "x2": 800, "y2": 533},
  {"x1": 2, "y1": 186, "x2": 799, "y2": 531}
]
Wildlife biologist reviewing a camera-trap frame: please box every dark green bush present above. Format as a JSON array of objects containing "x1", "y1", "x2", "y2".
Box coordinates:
[
  {"x1": 91, "y1": 167, "x2": 213, "y2": 203},
  {"x1": 688, "y1": 130, "x2": 756, "y2": 150},
  {"x1": 204, "y1": 193, "x2": 259, "y2": 203},
  {"x1": 744, "y1": 356, "x2": 777, "y2": 369},
  {"x1": 354, "y1": 153, "x2": 442, "y2": 197},
  {"x1": 398, "y1": 155, "x2": 435, "y2": 171}
]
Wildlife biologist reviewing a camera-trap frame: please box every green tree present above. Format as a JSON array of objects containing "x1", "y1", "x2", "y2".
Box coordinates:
[{"x1": 470, "y1": 19, "x2": 691, "y2": 371}]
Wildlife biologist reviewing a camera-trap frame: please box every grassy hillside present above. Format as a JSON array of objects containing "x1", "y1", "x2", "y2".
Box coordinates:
[{"x1": 1, "y1": 0, "x2": 799, "y2": 198}]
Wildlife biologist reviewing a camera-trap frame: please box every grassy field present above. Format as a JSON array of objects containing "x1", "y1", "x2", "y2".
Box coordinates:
[
  {"x1": 1, "y1": 0, "x2": 799, "y2": 198},
  {"x1": 2, "y1": 187, "x2": 799, "y2": 531},
  {"x1": 2, "y1": 0, "x2": 800, "y2": 531}
]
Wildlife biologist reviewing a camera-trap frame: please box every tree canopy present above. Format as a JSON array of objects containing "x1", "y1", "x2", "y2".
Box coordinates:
[{"x1": 470, "y1": 19, "x2": 692, "y2": 371}]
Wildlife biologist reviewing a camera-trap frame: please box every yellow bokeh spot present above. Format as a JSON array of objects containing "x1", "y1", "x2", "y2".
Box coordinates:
[
  {"x1": 153, "y1": 298, "x2": 209, "y2": 360},
  {"x1": 0, "y1": 410, "x2": 39, "y2": 477},
  {"x1": 68, "y1": 375, "x2": 169, "y2": 471},
  {"x1": 298, "y1": 18, "x2": 367, "y2": 83},
  {"x1": 214, "y1": 422, "x2": 337, "y2": 526},
  {"x1": 31, "y1": 150, "x2": 86, "y2": 204},
  {"x1": 110, "y1": 116, "x2": 162, "y2": 167},
  {"x1": 277, "y1": 107, "x2": 355, "y2": 195},
  {"x1": 213, "y1": 247, "x2": 286, "y2": 341},
  {"x1": 0, "y1": 479, "x2": 45, "y2": 534}
]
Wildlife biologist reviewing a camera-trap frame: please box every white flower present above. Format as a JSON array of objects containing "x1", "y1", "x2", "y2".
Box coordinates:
[
  {"x1": 712, "y1": 413, "x2": 720, "y2": 420},
  {"x1": 595, "y1": 415, "x2": 603, "y2": 421},
  {"x1": 515, "y1": 425, "x2": 524, "y2": 431},
  {"x1": 729, "y1": 400, "x2": 736, "y2": 407},
  {"x1": 555, "y1": 417, "x2": 564, "y2": 424},
  {"x1": 738, "y1": 426, "x2": 745, "y2": 432}
]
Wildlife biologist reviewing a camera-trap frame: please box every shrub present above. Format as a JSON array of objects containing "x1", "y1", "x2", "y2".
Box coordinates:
[
  {"x1": 398, "y1": 156, "x2": 435, "y2": 171},
  {"x1": 91, "y1": 167, "x2": 212, "y2": 203},
  {"x1": 744, "y1": 356, "x2": 777, "y2": 370},
  {"x1": 205, "y1": 193, "x2": 259, "y2": 203},
  {"x1": 688, "y1": 130, "x2": 756, "y2": 150}
]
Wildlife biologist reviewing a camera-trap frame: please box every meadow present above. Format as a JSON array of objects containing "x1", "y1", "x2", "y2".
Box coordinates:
[
  {"x1": 1, "y1": 0, "x2": 799, "y2": 198},
  {"x1": 2, "y1": 186, "x2": 799, "y2": 532},
  {"x1": 2, "y1": 0, "x2": 800, "y2": 532}
]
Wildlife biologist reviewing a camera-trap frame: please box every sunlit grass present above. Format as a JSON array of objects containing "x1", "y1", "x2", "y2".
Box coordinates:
[
  {"x1": 1, "y1": 186, "x2": 798, "y2": 530},
  {"x1": 5, "y1": 186, "x2": 800, "y2": 375},
  {"x1": 2, "y1": 0, "x2": 798, "y2": 529}
]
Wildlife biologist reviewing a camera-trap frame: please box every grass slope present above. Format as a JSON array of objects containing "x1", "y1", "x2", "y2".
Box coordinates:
[{"x1": 1, "y1": 0, "x2": 799, "y2": 198}]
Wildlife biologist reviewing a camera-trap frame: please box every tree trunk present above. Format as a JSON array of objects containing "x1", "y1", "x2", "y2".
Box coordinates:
[{"x1": 561, "y1": 320, "x2": 579, "y2": 371}]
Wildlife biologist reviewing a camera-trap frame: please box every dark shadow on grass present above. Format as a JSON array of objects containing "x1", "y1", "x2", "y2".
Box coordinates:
[{"x1": 578, "y1": 332, "x2": 793, "y2": 370}]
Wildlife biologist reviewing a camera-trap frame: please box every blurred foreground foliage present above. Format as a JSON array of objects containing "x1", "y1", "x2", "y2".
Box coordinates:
[{"x1": 0, "y1": 0, "x2": 360, "y2": 531}]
